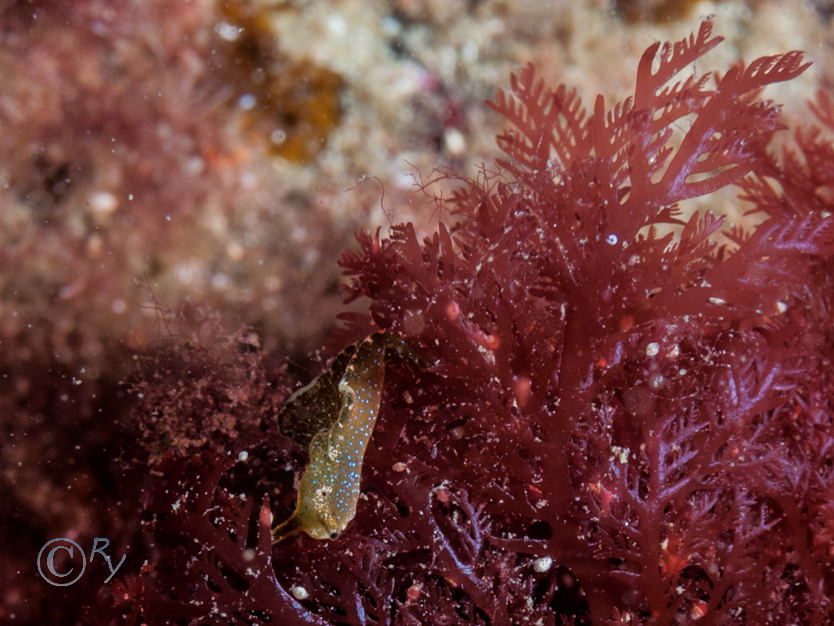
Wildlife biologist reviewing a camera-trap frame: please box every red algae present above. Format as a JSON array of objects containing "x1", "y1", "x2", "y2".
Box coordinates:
[{"x1": 6, "y1": 15, "x2": 834, "y2": 626}]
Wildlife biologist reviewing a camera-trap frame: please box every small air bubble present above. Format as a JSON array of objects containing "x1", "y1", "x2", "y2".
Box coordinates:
[
  {"x1": 606, "y1": 233, "x2": 618, "y2": 245},
  {"x1": 646, "y1": 342, "x2": 659, "y2": 357},
  {"x1": 238, "y1": 451, "x2": 249, "y2": 462}
]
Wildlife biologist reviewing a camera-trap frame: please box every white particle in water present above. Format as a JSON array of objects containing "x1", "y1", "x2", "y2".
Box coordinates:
[
  {"x1": 215, "y1": 21, "x2": 241, "y2": 41},
  {"x1": 89, "y1": 191, "x2": 118, "y2": 216},
  {"x1": 326, "y1": 14, "x2": 347, "y2": 35},
  {"x1": 290, "y1": 586, "x2": 309, "y2": 600},
  {"x1": 211, "y1": 273, "x2": 230, "y2": 290},
  {"x1": 270, "y1": 128, "x2": 287, "y2": 144},
  {"x1": 238, "y1": 93, "x2": 256, "y2": 110},
  {"x1": 533, "y1": 556, "x2": 553, "y2": 573},
  {"x1": 444, "y1": 128, "x2": 465, "y2": 156},
  {"x1": 611, "y1": 445, "x2": 629, "y2": 464}
]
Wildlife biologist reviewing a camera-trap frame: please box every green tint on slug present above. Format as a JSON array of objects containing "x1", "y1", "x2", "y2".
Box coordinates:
[{"x1": 272, "y1": 332, "x2": 426, "y2": 543}]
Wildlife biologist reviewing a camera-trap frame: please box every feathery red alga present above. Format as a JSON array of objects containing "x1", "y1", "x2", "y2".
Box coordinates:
[{"x1": 110, "y1": 20, "x2": 834, "y2": 625}]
